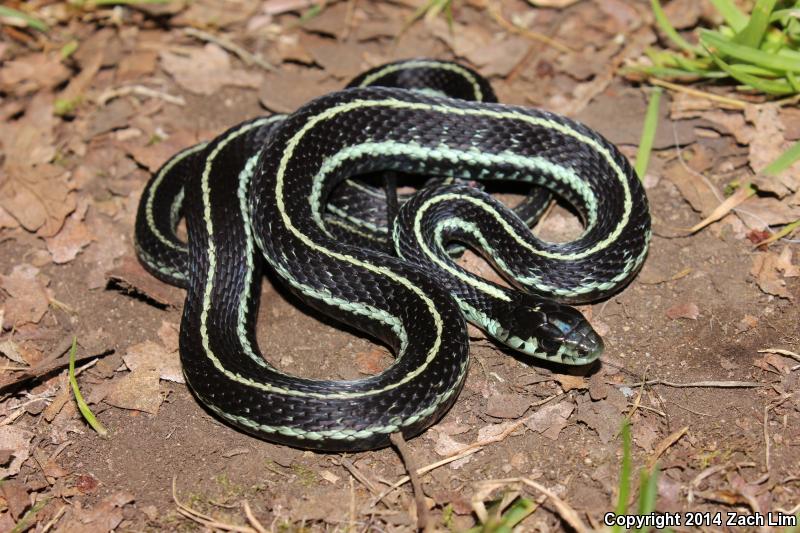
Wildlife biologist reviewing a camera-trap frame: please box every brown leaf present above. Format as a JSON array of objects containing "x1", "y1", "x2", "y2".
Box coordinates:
[
  {"x1": 0, "y1": 426, "x2": 34, "y2": 478},
  {"x1": 665, "y1": 302, "x2": 700, "y2": 320},
  {"x1": 157, "y1": 321, "x2": 180, "y2": 353},
  {"x1": 44, "y1": 201, "x2": 94, "y2": 264},
  {"x1": 106, "y1": 256, "x2": 182, "y2": 307},
  {"x1": 172, "y1": 0, "x2": 258, "y2": 28},
  {"x1": 524, "y1": 402, "x2": 575, "y2": 440},
  {"x1": 736, "y1": 196, "x2": 800, "y2": 230},
  {"x1": 0, "y1": 264, "x2": 50, "y2": 327},
  {"x1": 0, "y1": 53, "x2": 71, "y2": 95},
  {"x1": 576, "y1": 399, "x2": 623, "y2": 443},
  {"x1": 300, "y1": 34, "x2": 364, "y2": 79},
  {"x1": 750, "y1": 250, "x2": 796, "y2": 300},
  {"x1": 0, "y1": 479, "x2": 30, "y2": 520},
  {"x1": 553, "y1": 373, "x2": 588, "y2": 392},
  {"x1": 485, "y1": 393, "x2": 529, "y2": 419},
  {"x1": 748, "y1": 105, "x2": 800, "y2": 191},
  {"x1": 105, "y1": 367, "x2": 163, "y2": 414},
  {"x1": 632, "y1": 423, "x2": 659, "y2": 453},
  {"x1": 59, "y1": 491, "x2": 134, "y2": 533},
  {"x1": 0, "y1": 92, "x2": 76, "y2": 236},
  {"x1": 260, "y1": 68, "x2": 336, "y2": 114},
  {"x1": 124, "y1": 340, "x2": 184, "y2": 384},
  {"x1": 662, "y1": 159, "x2": 719, "y2": 216},
  {"x1": 160, "y1": 44, "x2": 261, "y2": 96}
]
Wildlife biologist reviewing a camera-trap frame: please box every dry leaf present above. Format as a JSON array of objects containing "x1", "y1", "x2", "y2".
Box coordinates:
[
  {"x1": 157, "y1": 321, "x2": 180, "y2": 353},
  {"x1": 662, "y1": 159, "x2": 720, "y2": 216},
  {"x1": 172, "y1": 0, "x2": 258, "y2": 28},
  {"x1": 0, "y1": 92, "x2": 76, "y2": 236},
  {"x1": 485, "y1": 393, "x2": 529, "y2": 419},
  {"x1": 0, "y1": 426, "x2": 34, "y2": 478},
  {"x1": 124, "y1": 340, "x2": 184, "y2": 384},
  {"x1": 524, "y1": 402, "x2": 575, "y2": 440},
  {"x1": 59, "y1": 492, "x2": 135, "y2": 533},
  {"x1": 750, "y1": 250, "x2": 797, "y2": 300},
  {"x1": 0, "y1": 53, "x2": 71, "y2": 95},
  {"x1": 105, "y1": 367, "x2": 163, "y2": 414},
  {"x1": 527, "y1": 0, "x2": 580, "y2": 7},
  {"x1": 0, "y1": 264, "x2": 50, "y2": 327},
  {"x1": 553, "y1": 373, "x2": 588, "y2": 392},
  {"x1": 44, "y1": 201, "x2": 94, "y2": 264},
  {"x1": 106, "y1": 255, "x2": 182, "y2": 307},
  {"x1": 735, "y1": 196, "x2": 800, "y2": 230},
  {"x1": 0, "y1": 479, "x2": 30, "y2": 520},
  {"x1": 160, "y1": 44, "x2": 261, "y2": 96}
]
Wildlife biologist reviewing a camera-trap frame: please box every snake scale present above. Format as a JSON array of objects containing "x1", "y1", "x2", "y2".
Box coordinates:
[{"x1": 135, "y1": 59, "x2": 651, "y2": 451}]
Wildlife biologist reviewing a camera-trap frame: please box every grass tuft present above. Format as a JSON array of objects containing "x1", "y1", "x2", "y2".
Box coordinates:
[{"x1": 631, "y1": 0, "x2": 800, "y2": 96}]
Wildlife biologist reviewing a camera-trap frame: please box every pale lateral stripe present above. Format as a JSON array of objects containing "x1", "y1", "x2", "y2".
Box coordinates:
[
  {"x1": 357, "y1": 60, "x2": 484, "y2": 102},
  {"x1": 292, "y1": 98, "x2": 633, "y2": 256},
  {"x1": 145, "y1": 142, "x2": 207, "y2": 252},
  {"x1": 424, "y1": 218, "x2": 511, "y2": 301},
  {"x1": 200, "y1": 119, "x2": 423, "y2": 399},
  {"x1": 276, "y1": 118, "x2": 448, "y2": 400}
]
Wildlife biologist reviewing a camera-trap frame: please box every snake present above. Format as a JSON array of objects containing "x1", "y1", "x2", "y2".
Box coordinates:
[{"x1": 134, "y1": 59, "x2": 651, "y2": 451}]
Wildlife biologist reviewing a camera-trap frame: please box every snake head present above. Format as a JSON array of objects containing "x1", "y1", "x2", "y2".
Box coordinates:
[{"x1": 492, "y1": 298, "x2": 603, "y2": 365}]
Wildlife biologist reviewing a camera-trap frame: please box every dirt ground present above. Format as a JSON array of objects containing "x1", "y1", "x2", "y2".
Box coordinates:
[{"x1": 1, "y1": 0, "x2": 799, "y2": 531}]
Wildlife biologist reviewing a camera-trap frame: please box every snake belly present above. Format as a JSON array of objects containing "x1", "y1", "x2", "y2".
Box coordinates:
[{"x1": 135, "y1": 61, "x2": 650, "y2": 451}]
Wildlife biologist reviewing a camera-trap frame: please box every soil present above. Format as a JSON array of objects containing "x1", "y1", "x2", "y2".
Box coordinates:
[{"x1": 1, "y1": 0, "x2": 799, "y2": 531}]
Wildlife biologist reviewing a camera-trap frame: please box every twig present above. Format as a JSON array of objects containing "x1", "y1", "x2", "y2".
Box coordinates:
[
  {"x1": 0, "y1": 339, "x2": 112, "y2": 394},
  {"x1": 649, "y1": 78, "x2": 748, "y2": 108},
  {"x1": 372, "y1": 393, "x2": 564, "y2": 507},
  {"x1": 647, "y1": 426, "x2": 687, "y2": 470},
  {"x1": 172, "y1": 477, "x2": 257, "y2": 533},
  {"x1": 97, "y1": 85, "x2": 185, "y2": 106},
  {"x1": 184, "y1": 27, "x2": 275, "y2": 71},
  {"x1": 474, "y1": 478, "x2": 590, "y2": 533},
  {"x1": 242, "y1": 500, "x2": 267, "y2": 533},
  {"x1": 446, "y1": 392, "x2": 565, "y2": 458},
  {"x1": 615, "y1": 379, "x2": 763, "y2": 389},
  {"x1": 688, "y1": 465, "x2": 727, "y2": 504},
  {"x1": 486, "y1": 2, "x2": 573, "y2": 54},
  {"x1": 341, "y1": 458, "x2": 380, "y2": 496},
  {"x1": 390, "y1": 432, "x2": 430, "y2": 532},
  {"x1": 758, "y1": 348, "x2": 800, "y2": 363},
  {"x1": 764, "y1": 392, "x2": 795, "y2": 473}
]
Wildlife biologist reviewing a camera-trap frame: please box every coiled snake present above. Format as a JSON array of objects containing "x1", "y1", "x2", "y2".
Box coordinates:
[{"x1": 135, "y1": 59, "x2": 651, "y2": 451}]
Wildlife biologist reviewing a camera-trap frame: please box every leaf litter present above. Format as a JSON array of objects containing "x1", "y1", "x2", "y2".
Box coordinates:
[{"x1": 0, "y1": 0, "x2": 798, "y2": 530}]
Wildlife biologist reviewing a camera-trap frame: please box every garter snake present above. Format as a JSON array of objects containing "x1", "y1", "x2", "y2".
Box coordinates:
[{"x1": 135, "y1": 59, "x2": 651, "y2": 451}]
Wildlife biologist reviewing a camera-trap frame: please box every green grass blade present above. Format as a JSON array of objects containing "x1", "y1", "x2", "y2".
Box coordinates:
[
  {"x1": 69, "y1": 336, "x2": 109, "y2": 437},
  {"x1": 0, "y1": 6, "x2": 48, "y2": 32},
  {"x1": 701, "y1": 29, "x2": 800, "y2": 73},
  {"x1": 634, "y1": 466, "x2": 660, "y2": 532},
  {"x1": 10, "y1": 498, "x2": 49, "y2": 533},
  {"x1": 784, "y1": 513, "x2": 800, "y2": 533},
  {"x1": 635, "y1": 87, "x2": 662, "y2": 179},
  {"x1": 708, "y1": 0, "x2": 749, "y2": 31},
  {"x1": 763, "y1": 139, "x2": 800, "y2": 175},
  {"x1": 650, "y1": 0, "x2": 704, "y2": 55},
  {"x1": 491, "y1": 497, "x2": 537, "y2": 533},
  {"x1": 734, "y1": 0, "x2": 779, "y2": 47},
  {"x1": 611, "y1": 420, "x2": 633, "y2": 533},
  {"x1": 708, "y1": 49, "x2": 797, "y2": 94}
]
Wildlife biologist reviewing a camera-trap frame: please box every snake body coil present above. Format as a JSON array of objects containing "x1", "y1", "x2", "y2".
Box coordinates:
[{"x1": 135, "y1": 60, "x2": 650, "y2": 451}]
